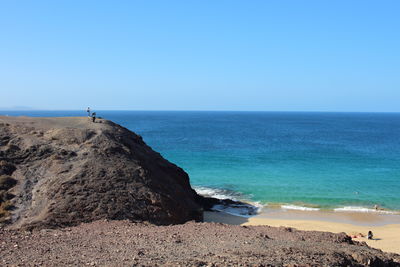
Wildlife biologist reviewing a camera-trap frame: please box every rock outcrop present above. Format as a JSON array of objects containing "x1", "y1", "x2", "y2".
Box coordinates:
[{"x1": 0, "y1": 116, "x2": 203, "y2": 229}]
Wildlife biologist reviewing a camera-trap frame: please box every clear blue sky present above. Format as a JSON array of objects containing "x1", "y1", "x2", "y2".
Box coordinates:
[{"x1": 1, "y1": 1, "x2": 399, "y2": 111}]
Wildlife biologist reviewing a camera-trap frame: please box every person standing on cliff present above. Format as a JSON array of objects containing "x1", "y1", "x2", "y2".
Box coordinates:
[
  {"x1": 92, "y1": 112, "x2": 96, "y2": 123},
  {"x1": 86, "y1": 107, "x2": 91, "y2": 117}
]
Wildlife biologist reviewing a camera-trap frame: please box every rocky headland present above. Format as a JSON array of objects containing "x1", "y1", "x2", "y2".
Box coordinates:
[
  {"x1": 1, "y1": 116, "x2": 399, "y2": 266},
  {"x1": 0, "y1": 116, "x2": 203, "y2": 229}
]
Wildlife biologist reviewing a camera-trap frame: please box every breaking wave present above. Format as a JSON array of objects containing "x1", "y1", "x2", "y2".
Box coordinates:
[{"x1": 194, "y1": 186, "x2": 262, "y2": 217}]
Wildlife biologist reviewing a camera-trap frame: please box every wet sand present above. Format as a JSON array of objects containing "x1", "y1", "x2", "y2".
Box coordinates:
[{"x1": 204, "y1": 210, "x2": 400, "y2": 254}]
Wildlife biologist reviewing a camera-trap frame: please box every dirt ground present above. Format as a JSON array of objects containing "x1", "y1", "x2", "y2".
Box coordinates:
[{"x1": 1, "y1": 220, "x2": 399, "y2": 267}]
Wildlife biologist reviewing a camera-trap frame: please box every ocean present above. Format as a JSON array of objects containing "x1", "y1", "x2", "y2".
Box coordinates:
[{"x1": 2, "y1": 110, "x2": 400, "y2": 214}]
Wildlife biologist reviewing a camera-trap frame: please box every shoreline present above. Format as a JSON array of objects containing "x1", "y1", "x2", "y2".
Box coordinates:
[
  {"x1": 257, "y1": 207, "x2": 400, "y2": 226},
  {"x1": 204, "y1": 210, "x2": 400, "y2": 254},
  {"x1": 194, "y1": 186, "x2": 400, "y2": 217}
]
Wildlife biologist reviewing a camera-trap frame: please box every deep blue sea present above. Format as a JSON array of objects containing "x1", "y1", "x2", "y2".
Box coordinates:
[{"x1": 2, "y1": 111, "x2": 400, "y2": 213}]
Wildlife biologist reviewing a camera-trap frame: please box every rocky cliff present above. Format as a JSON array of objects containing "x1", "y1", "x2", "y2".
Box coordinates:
[{"x1": 0, "y1": 116, "x2": 203, "y2": 229}]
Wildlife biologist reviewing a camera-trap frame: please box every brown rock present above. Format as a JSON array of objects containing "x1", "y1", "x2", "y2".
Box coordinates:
[{"x1": 0, "y1": 116, "x2": 203, "y2": 229}]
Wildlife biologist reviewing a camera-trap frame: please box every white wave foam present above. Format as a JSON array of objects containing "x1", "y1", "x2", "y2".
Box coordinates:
[
  {"x1": 281, "y1": 205, "x2": 320, "y2": 211},
  {"x1": 194, "y1": 186, "x2": 262, "y2": 217},
  {"x1": 334, "y1": 206, "x2": 397, "y2": 214},
  {"x1": 194, "y1": 186, "x2": 239, "y2": 201},
  {"x1": 194, "y1": 187, "x2": 399, "y2": 215},
  {"x1": 212, "y1": 204, "x2": 262, "y2": 218}
]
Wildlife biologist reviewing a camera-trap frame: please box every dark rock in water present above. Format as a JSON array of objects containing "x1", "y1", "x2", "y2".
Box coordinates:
[
  {"x1": 0, "y1": 116, "x2": 203, "y2": 229},
  {"x1": 196, "y1": 195, "x2": 259, "y2": 216}
]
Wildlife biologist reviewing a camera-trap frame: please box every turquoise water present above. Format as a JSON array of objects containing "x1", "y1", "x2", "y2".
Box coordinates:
[{"x1": 2, "y1": 111, "x2": 400, "y2": 212}]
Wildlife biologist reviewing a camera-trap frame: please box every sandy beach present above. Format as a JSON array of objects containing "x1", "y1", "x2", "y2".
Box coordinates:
[{"x1": 204, "y1": 210, "x2": 400, "y2": 254}]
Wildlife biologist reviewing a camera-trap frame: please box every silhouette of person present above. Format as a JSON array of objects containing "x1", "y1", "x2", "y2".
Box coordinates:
[
  {"x1": 92, "y1": 112, "x2": 96, "y2": 123},
  {"x1": 368, "y1": 231, "x2": 373, "y2": 240}
]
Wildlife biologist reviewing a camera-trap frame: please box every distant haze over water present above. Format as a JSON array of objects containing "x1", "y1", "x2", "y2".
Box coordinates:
[{"x1": 2, "y1": 110, "x2": 400, "y2": 212}]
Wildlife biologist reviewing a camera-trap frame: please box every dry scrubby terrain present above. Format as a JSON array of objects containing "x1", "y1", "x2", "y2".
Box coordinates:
[
  {"x1": 1, "y1": 116, "x2": 399, "y2": 266},
  {"x1": 1, "y1": 220, "x2": 400, "y2": 267}
]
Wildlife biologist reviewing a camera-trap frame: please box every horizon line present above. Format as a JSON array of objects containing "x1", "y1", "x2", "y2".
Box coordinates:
[{"x1": 0, "y1": 109, "x2": 399, "y2": 114}]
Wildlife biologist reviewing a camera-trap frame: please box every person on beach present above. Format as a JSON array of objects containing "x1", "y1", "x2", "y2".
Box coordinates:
[
  {"x1": 368, "y1": 231, "x2": 373, "y2": 240},
  {"x1": 86, "y1": 107, "x2": 91, "y2": 117},
  {"x1": 92, "y1": 112, "x2": 96, "y2": 123}
]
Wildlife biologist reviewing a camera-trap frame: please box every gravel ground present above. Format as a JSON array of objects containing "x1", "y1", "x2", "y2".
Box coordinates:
[{"x1": 1, "y1": 220, "x2": 399, "y2": 267}]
